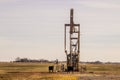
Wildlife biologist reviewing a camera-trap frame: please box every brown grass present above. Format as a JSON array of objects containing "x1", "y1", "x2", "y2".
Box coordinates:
[{"x1": 0, "y1": 62, "x2": 120, "y2": 80}]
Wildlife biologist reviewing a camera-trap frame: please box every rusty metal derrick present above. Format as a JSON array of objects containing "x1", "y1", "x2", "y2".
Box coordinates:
[{"x1": 64, "y1": 9, "x2": 80, "y2": 71}]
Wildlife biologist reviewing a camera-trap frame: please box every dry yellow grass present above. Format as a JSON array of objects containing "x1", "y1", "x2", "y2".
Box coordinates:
[{"x1": 0, "y1": 62, "x2": 120, "y2": 80}]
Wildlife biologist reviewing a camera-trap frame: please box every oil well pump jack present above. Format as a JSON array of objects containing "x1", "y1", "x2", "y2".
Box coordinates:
[{"x1": 64, "y1": 9, "x2": 80, "y2": 71}]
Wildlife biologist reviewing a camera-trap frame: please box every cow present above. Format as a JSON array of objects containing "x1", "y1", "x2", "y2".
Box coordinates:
[
  {"x1": 49, "y1": 66, "x2": 54, "y2": 72},
  {"x1": 67, "y1": 66, "x2": 73, "y2": 73}
]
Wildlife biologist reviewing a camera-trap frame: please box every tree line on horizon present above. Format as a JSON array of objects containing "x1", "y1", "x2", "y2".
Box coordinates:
[
  {"x1": 14, "y1": 57, "x2": 50, "y2": 63},
  {"x1": 14, "y1": 57, "x2": 120, "y2": 64}
]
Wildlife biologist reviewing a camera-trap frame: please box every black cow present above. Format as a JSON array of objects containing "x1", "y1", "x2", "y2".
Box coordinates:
[
  {"x1": 67, "y1": 66, "x2": 73, "y2": 73},
  {"x1": 49, "y1": 66, "x2": 54, "y2": 72}
]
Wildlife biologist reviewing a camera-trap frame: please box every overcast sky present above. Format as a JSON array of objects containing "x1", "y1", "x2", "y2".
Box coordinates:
[{"x1": 0, "y1": 0, "x2": 120, "y2": 62}]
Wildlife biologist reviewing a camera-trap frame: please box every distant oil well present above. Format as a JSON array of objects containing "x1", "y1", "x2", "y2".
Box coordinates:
[
  {"x1": 64, "y1": 8, "x2": 80, "y2": 71},
  {"x1": 48, "y1": 8, "x2": 80, "y2": 72}
]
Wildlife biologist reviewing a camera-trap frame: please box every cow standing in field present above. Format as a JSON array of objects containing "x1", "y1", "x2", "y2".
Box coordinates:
[
  {"x1": 49, "y1": 66, "x2": 54, "y2": 72},
  {"x1": 67, "y1": 66, "x2": 73, "y2": 73}
]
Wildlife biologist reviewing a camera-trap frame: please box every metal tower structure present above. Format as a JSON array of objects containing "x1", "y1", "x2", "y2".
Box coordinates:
[{"x1": 64, "y1": 9, "x2": 80, "y2": 71}]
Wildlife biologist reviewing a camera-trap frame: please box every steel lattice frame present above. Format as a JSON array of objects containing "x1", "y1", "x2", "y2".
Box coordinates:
[{"x1": 64, "y1": 9, "x2": 80, "y2": 71}]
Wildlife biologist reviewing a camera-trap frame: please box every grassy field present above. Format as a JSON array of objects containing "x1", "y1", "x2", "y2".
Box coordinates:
[
  {"x1": 0, "y1": 62, "x2": 120, "y2": 80},
  {"x1": 85, "y1": 63, "x2": 120, "y2": 74}
]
